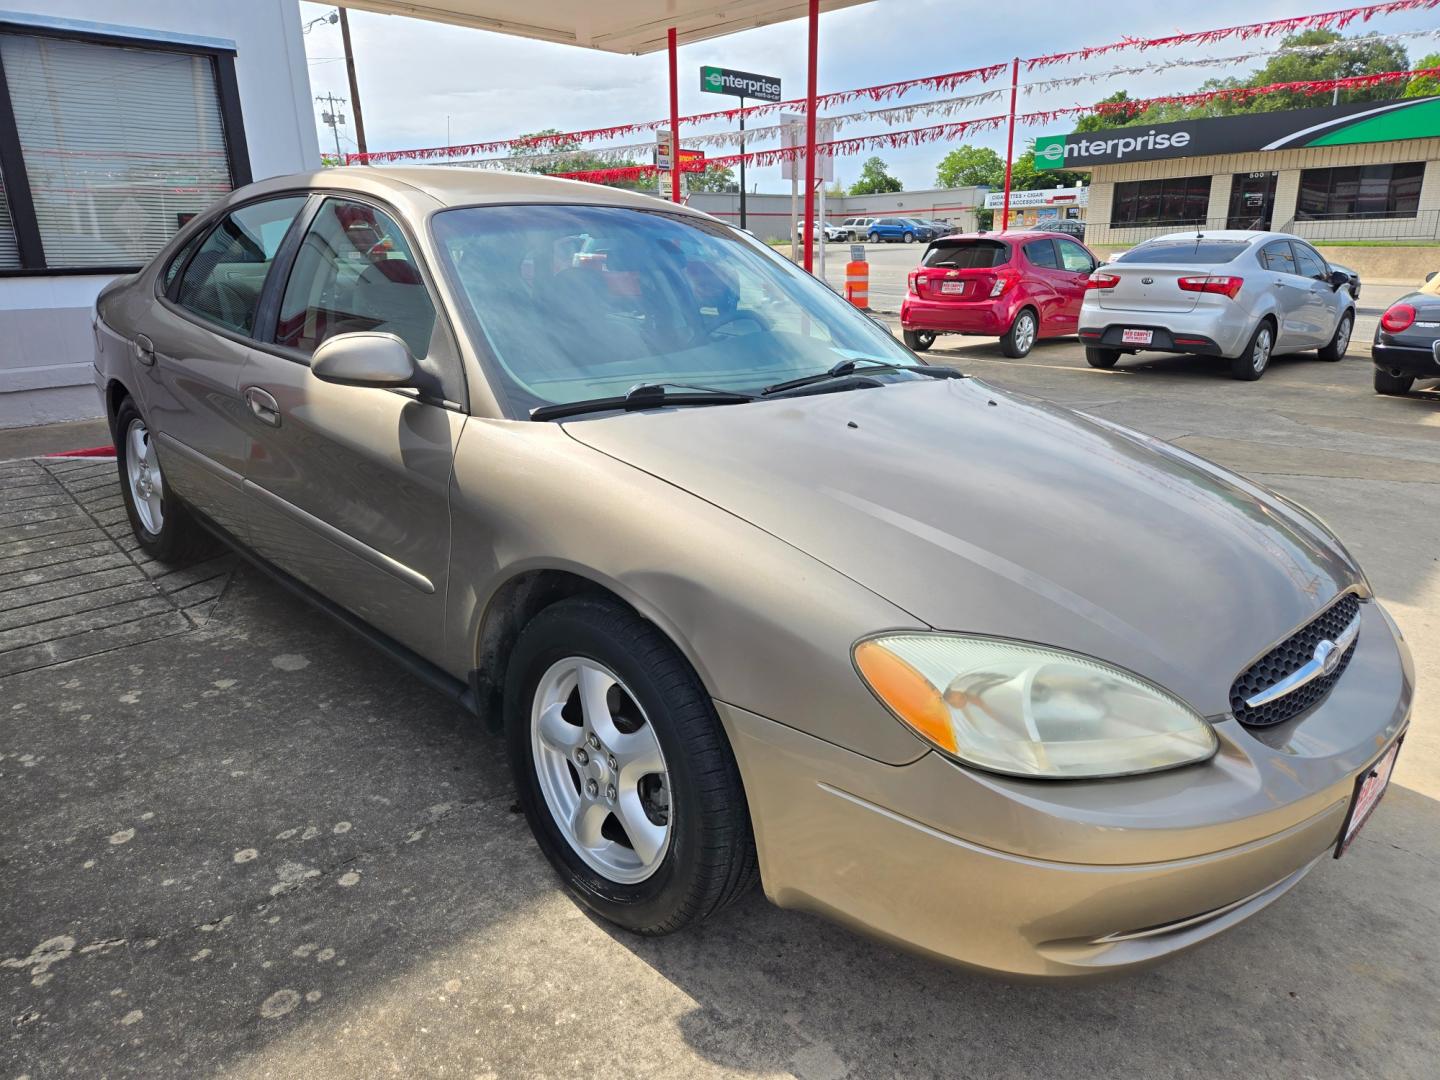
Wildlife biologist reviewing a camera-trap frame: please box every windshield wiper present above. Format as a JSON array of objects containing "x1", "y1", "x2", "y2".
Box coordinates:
[
  {"x1": 760, "y1": 358, "x2": 963, "y2": 397},
  {"x1": 529, "y1": 382, "x2": 756, "y2": 422}
]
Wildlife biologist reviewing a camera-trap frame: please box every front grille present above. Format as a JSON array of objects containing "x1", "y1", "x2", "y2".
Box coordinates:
[{"x1": 1229, "y1": 593, "x2": 1361, "y2": 727}]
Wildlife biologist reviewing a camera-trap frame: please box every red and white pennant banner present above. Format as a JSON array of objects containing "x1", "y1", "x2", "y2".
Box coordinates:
[{"x1": 1026, "y1": 0, "x2": 1440, "y2": 69}]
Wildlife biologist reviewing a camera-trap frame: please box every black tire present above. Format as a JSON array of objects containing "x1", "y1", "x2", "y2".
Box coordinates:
[
  {"x1": 902, "y1": 232, "x2": 916, "y2": 244},
  {"x1": 1229, "y1": 319, "x2": 1275, "y2": 381},
  {"x1": 504, "y1": 596, "x2": 758, "y2": 935},
  {"x1": 1085, "y1": 347, "x2": 1120, "y2": 369},
  {"x1": 868, "y1": 232, "x2": 881, "y2": 244},
  {"x1": 113, "y1": 396, "x2": 213, "y2": 563},
  {"x1": 1317, "y1": 312, "x2": 1353, "y2": 362},
  {"x1": 904, "y1": 329, "x2": 935, "y2": 352},
  {"x1": 1000, "y1": 308, "x2": 1038, "y2": 359},
  {"x1": 1374, "y1": 369, "x2": 1415, "y2": 396}
]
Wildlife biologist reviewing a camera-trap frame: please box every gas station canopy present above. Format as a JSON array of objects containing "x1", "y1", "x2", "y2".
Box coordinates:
[{"x1": 337, "y1": 0, "x2": 870, "y2": 54}]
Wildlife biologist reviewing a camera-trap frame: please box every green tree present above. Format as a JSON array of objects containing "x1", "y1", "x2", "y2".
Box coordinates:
[
  {"x1": 935, "y1": 145, "x2": 1003, "y2": 189},
  {"x1": 849, "y1": 156, "x2": 903, "y2": 195},
  {"x1": 1074, "y1": 91, "x2": 1141, "y2": 132},
  {"x1": 685, "y1": 164, "x2": 738, "y2": 193},
  {"x1": 1404, "y1": 52, "x2": 1440, "y2": 97}
]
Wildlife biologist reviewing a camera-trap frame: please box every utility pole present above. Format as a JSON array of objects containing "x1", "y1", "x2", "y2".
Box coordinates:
[
  {"x1": 316, "y1": 92, "x2": 347, "y2": 162},
  {"x1": 338, "y1": 8, "x2": 367, "y2": 155}
]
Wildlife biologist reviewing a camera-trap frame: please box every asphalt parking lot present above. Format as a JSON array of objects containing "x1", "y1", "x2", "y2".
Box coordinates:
[{"x1": 4, "y1": 317, "x2": 1439, "y2": 1078}]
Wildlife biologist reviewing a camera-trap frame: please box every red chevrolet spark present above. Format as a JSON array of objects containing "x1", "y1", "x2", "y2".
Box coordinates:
[{"x1": 900, "y1": 231, "x2": 1101, "y2": 358}]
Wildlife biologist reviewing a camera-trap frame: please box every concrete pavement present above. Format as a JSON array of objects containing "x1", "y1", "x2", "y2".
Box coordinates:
[{"x1": 2, "y1": 335, "x2": 1438, "y2": 1079}]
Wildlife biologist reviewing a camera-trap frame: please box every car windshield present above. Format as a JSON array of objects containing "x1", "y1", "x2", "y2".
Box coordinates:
[
  {"x1": 1116, "y1": 239, "x2": 1249, "y2": 265},
  {"x1": 922, "y1": 240, "x2": 1009, "y2": 269},
  {"x1": 431, "y1": 205, "x2": 920, "y2": 416}
]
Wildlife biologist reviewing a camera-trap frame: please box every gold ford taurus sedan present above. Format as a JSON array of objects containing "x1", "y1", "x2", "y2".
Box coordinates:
[{"x1": 92, "y1": 168, "x2": 1413, "y2": 978}]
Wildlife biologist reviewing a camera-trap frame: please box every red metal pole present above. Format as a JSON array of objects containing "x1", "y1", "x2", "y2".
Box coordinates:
[
  {"x1": 802, "y1": 0, "x2": 819, "y2": 272},
  {"x1": 1001, "y1": 56, "x2": 1019, "y2": 231},
  {"x1": 668, "y1": 28, "x2": 681, "y2": 203}
]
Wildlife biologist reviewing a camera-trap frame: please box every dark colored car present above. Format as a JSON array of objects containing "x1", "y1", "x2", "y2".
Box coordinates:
[
  {"x1": 1018, "y1": 219, "x2": 1086, "y2": 241},
  {"x1": 900, "y1": 231, "x2": 1100, "y2": 357},
  {"x1": 1373, "y1": 292, "x2": 1440, "y2": 396}
]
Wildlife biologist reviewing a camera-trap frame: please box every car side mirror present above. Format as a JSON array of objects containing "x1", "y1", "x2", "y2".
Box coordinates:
[
  {"x1": 1426, "y1": 271, "x2": 1437, "y2": 283},
  {"x1": 311, "y1": 332, "x2": 416, "y2": 387},
  {"x1": 1327, "y1": 270, "x2": 1350, "y2": 291}
]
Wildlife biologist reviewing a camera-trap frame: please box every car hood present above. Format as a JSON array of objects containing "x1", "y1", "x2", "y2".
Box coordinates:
[{"x1": 563, "y1": 378, "x2": 1364, "y2": 716}]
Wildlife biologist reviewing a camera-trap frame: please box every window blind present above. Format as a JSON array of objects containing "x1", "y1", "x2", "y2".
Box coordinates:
[
  {"x1": 0, "y1": 166, "x2": 17, "y2": 269},
  {"x1": 0, "y1": 33, "x2": 233, "y2": 269}
]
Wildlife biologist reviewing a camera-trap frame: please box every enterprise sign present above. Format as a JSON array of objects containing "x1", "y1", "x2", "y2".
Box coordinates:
[
  {"x1": 700, "y1": 65, "x2": 782, "y2": 102},
  {"x1": 1036, "y1": 95, "x2": 1440, "y2": 170}
]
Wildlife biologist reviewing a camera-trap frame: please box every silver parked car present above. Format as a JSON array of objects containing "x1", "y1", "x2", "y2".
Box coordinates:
[
  {"x1": 1080, "y1": 230, "x2": 1356, "y2": 380},
  {"x1": 93, "y1": 170, "x2": 1410, "y2": 978}
]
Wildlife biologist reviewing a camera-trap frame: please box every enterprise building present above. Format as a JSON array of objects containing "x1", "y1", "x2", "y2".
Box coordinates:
[{"x1": 1035, "y1": 96, "x2": 1440, "y2": 247}]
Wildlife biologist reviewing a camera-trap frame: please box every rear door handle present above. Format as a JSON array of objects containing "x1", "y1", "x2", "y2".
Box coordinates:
[
  {"x1": 134, "y1": 334, "x2": 156, "y2": 366},
  {"x1": 245, "y1": 386, "x2": 282, "y2": 427}
]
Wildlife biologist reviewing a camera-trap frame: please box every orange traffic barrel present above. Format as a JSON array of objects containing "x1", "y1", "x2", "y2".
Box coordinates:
[{"x1": 844, "y1": 259, "x2": 869, "y2": 309}]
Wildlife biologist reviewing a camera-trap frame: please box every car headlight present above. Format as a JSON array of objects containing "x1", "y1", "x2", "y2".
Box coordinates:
[{"x1": 854, "y1": 634, "x2": 1217, "y2": 780}]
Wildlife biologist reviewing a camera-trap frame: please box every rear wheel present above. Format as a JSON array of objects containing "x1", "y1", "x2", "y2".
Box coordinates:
[
  {"x1": 904, "y1": 329, "x2": 935, "y2": 352},
  {"x1": 1085, "y1": 347, "x2": 1120, "y2": 369},
  {"x1": 505, "y1": 597, "x2": 758, "y2": 934},
  {"x1": 1000, "y1": 309, "x2": 1038, "y2": 359},
  {"x1": 114, "y1": 397, "x2": 212, "y2": 563},
  {"x1": 1374, "y1": 369, "x2": 1415, "y2": 396},
  {"x1": 1229, "y1": 320, "x2": 1274, "y2": 381},
  {"x1": 1316, "y1": 312, "x2": 1352, "y2": 362}
]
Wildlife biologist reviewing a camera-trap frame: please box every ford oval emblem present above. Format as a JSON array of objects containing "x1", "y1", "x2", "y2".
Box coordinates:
[{"x1": 1141, "y1": 276, "x2": 1154, "y2": 285}]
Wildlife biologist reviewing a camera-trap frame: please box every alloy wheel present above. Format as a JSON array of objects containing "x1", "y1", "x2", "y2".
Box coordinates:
[
  {"x1": 1252, "y1": 326, "x2": 1273, "y2": 373},
  {"x1": 530, "y1": 657, "x2": 672, "y2": 884},
  {"x1": 916, "y1": 330, "x2": 936, "y2": 349},
  {"x1": 125, "y1": 418, "x2": 164, "y2": 534},
  {"x1": 1014, "y1": 313, "x2": 1036, "y2": 355},
  {"x1": 1335, "y1": 315, "x2": 1352, "y2": 357}
]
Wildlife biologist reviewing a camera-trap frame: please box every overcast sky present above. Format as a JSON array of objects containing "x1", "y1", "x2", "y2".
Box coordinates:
[{"x1": 300, "y1": 1, "x2": 1440, "y2": 191}]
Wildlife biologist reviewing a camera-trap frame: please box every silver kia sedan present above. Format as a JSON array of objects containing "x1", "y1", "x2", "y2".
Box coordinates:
[
  {"x1": 1080, "y1": 230, "x2": 1356, "y2": 380},
  {"x1": 93, "y1": 170, "x2": 1411, "y2": 978}
]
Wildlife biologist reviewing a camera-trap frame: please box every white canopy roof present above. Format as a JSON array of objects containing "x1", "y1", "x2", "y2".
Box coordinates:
[{"x1": 338, "y1": 0, "x2": 872, "y2": 54}]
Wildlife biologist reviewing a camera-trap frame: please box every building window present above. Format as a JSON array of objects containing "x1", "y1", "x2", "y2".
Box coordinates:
[
  {"x1": 1296, "y1": 163, "x2": 1424, "y2": 220},
  {"x1": 0, "y1": 166, "x2": 18, "y2": 270},
  {"x1": 1111, "y1": 176, "x2": 1211, "y2": 228},
  {"x1": 0, "y1": 25, "x2": 250, "y2": 273}
]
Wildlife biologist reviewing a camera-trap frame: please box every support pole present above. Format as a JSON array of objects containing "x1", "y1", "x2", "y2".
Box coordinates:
[
  {"x1": 1001, "y1": 56, "x2": 1019, "y2": 231},
  {"x1": 668, "y1": 28, "x2": 681, "y2": 204},
  {"x1": 802, "y1": 0, "x2": 819, "y2": 272},
  {"x1": 338, "y1": 7, "x2": 367, "y2": 155},
  {"x1": 738, "y1": 96, "x2": 747, "y2": 231}
]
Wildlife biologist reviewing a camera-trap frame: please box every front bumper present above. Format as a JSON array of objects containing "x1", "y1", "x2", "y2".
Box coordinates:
[{"x1": 719, "y1": 600, "x2": 1412, "y2": 979}]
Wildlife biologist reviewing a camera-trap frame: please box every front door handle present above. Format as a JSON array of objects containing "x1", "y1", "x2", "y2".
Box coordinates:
[
  {"x1": 245, "y1": 386, "x2": 282, "y2": 428},
  {"x1": 134, "y1": 334, "x2": 156, "y2": 366}
]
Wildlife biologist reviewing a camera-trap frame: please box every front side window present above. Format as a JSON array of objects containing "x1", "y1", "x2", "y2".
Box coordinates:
[
  {"x1": 1055, "y1": 239, "x2": 1093, "y2": 272},
  {"x1": 432, "y1": 205, "x2": 919, "y2": 417},
  {"x1": 1293, "y1": 244, "x2": 1327, "y2": 280},
  {"x1": 1296, "y1": 162, "x2": 1423, "y2": 220},
  {"x1": 1111, "y1": 176, "x2": 1212, "y2": 228},
  {"x1": 175, "y1": 197, "x2": 307, "y2": 335},
  {"x1": 0, "y1": 32, "x2": 236, "y2": 270},
  {"x1": 276, "y1": 198, "x2": 436, "y2": 359}
]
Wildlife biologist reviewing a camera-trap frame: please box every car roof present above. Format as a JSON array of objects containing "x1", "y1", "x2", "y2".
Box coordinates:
[
  {"x1": 222, "y1": 166, "x2": 715, "y2": 220},
  {"x1": 1139, "y1": 229, "x2": 1294, "y2": 245}
]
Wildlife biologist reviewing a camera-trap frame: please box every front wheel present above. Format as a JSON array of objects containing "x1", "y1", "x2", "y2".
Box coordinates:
[
  {"x1": 1317, "y1": 312, "x2": 1353, "y2": 362},
  {"x1": 1000, "y1": 309, "x2": 1038, "y2": 358},
  {"x1": 1230, "y1": 320, "x2": 1274, "y2": 381},
  {"x1": 904, "y1": 329, "x2": 935, "y2": 352},
  {"x1": 1374, "y1": 369, "x2": 1415, "y2": 396},
  {"x1": 902, "y1": 232, "x2": 915, "y2": 244},
  {"x1": 505, "y1": 597, "x2": 758, "y2": 935}
]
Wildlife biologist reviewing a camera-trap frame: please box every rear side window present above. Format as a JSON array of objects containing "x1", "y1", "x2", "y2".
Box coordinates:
[
  {"x1": 175, "y1": 197, "x2": 308, "y2": 334},
  {"x1": 1115, "y1": 239, "x2": 1248, "y2": 265},
  {"x1": 1024, "y1": 240, "x2": 1059, "y2": 269},
  {"x1": 1260, "y1": 241, "x2": 1298, "y2": 275},
  {"x1": 275, "y1": 197, "x2": 436, "y2": 359},
  {"x1": 922, "y1": 241, "x2": 1009, "y2": 269},
  {"x1": 162, "y1": 229, "x2": 206, "y2": 294}
]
